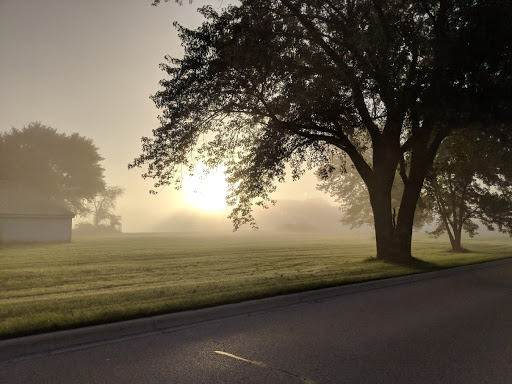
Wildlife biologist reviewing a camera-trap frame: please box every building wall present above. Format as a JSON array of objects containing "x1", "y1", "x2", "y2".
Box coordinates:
[{"x1": 0, "y1": 217, "x2": 72, "y2": 243}]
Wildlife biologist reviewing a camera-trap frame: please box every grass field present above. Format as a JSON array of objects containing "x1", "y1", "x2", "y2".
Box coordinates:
[{"x1": 1, "y1": 232, "x2": 510, "y2": 339}]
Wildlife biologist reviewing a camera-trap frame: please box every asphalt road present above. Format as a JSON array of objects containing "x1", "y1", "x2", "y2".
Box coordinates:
[{"x1": 2, "y1": 259, "x2": 512, "y2": 384}]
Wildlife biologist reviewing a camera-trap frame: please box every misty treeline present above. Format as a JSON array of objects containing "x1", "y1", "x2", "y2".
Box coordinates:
[
  {"x1": 0, "y1": 122, "x2": 124, "y2": 232},
  {"x1": 133, "y1": 0, "x2": 512, "y2": 262}
]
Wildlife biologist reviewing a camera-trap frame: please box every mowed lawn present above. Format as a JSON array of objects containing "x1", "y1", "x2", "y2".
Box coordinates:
[{"x1": 1, "y1": 232, "x2": 510, "y2": 339}]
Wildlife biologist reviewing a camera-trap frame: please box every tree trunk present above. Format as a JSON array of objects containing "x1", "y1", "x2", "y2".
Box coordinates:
[
  {"x1": 390, "y1": 130, "x2": 441, "y2": 262},
  {"x1": 364, "y1": 128, "x2": 440, "y2": 263},
  {"x1": 371, "y1": 157, "x2": 434, "y2": 262},
  {"x1": 369, "y1": 186, "x2": 395, "y2": 261},
  {"x1": 450, "y1": 225, "x2": 465, "y2": 252},
  {"x1": 367, "y1": 152, "x2": 402, "y2": 261},
  {"x1": 393, "y1": 177, "x2": 424, "y2": 262},
  {"x1": 444, "y1": 221, "x2": 457, "y2": 248},
  {"x1": 366, "y1": 141, "x2": 416, "y2": 262}
]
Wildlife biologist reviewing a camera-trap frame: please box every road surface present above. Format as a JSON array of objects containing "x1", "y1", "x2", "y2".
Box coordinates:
[{"x1": 2, "y1": 259, "x2": 511, "y2": 383}]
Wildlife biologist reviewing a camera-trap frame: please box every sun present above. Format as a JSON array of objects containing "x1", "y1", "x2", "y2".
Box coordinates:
[{"x1": 183, "y1": 164, "x2": 230, "y2": 212}]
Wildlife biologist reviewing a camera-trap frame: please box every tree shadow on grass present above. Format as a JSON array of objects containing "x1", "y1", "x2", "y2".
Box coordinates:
[
  {"x1": 448, "y1": 247, "x2": 472, "y2": 254},
  {"x1": 392, "y1": 256, "x2": 441, "y2": 271},
  {"x1": 364, "y1": 255, "x2": 441, "y2": 272}
]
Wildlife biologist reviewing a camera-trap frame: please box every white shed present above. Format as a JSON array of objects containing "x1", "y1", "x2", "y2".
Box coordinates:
[{"x1": 0, "y1": 181, "x2": 75, "y2": 243}]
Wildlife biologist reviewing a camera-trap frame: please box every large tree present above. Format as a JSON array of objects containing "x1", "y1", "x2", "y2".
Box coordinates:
[
  {"x1": 0, "y1": 122, "x2": 106, "y2": 214},
  {"x1": 133, "y1": 0, "x2": 512, "y2": 262}
]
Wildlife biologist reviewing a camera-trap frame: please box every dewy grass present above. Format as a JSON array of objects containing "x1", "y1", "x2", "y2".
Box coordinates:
[{"x1": 0, "y1": 232, "x2": 510, "y2": 339}]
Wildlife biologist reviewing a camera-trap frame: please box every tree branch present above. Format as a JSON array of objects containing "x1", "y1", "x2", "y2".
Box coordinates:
[{"x1": 280, "y1": 0, "x2": 383, "y2": 143}]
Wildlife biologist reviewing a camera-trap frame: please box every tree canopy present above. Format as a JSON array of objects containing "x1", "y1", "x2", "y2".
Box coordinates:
[
  {"x1": 133, "y1": 0, "x2": 512, "y2": 261},
  {"x1": 0, "y1": 122, "x2": 106, "y2": 214}
]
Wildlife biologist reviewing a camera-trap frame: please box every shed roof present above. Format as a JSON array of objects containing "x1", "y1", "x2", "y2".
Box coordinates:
[{"x1": 0, "y1": 180, "x2": 75, "y2": 218}]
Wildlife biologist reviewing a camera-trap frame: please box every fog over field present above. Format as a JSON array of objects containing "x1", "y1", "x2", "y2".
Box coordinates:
[{"x1": 0, "y1": 0, "x2": 342, "y2": 233}]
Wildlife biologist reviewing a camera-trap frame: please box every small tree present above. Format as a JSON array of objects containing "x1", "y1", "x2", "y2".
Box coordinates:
[
  {"x1": 0, "y1": 122, "x2": 105, "y2": 214},
  {"x1": 424, "y1": 130, "x2": 512, "y2": 252},
  {"x1": 87, "y1": 186, "x2": 125, "y2": 231}
]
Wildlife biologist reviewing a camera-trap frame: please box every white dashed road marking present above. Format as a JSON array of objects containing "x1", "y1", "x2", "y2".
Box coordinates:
[{"x1": 214, "y1": 350, "x2": 317, "y2": 384}]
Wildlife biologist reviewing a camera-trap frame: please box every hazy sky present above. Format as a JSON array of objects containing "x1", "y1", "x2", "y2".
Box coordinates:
[{"x1": 0, "y1": 0, "x2": 340, "y2": 233}]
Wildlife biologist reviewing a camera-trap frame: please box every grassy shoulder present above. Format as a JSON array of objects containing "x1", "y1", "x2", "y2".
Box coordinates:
[{"x1": 0, "y1": 232, "x2": 510, "y2": 339}]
